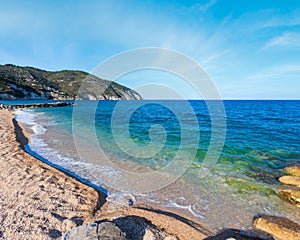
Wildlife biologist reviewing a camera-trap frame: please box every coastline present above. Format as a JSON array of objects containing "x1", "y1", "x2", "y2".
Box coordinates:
[
  {"x1": 0, "y1": 109, "x2": 106, "y2": 239},
  {"x1": 0, "y1": 109, "x2": 212, "y2": 239}
]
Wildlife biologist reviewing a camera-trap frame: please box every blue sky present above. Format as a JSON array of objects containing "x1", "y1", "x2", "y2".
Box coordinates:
[{"x1": 0, "y1": 0, "x2": 299, "y2": 99}]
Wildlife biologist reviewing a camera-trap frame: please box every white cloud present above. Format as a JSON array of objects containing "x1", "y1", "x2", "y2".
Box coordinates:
[
  {"x1": 196, "y1": 0, "x2": 217, "y2": 12},
  {"x1": 1, "y1": 1, "x2": 298, "y2": 99},
  {"x1": 262, "y1": 32, "x2": 300, "y2": 50},
  {"x1": 247, "y1": 64, "x2": 300, "y2": 81},
  {"x1": 183, "y1": 0, "x2": 217, "y2": 13},
  {"x1": 226, "y1": 9, "x2": 300, "y2": 37},
  {"x1": 218, "y1": 64, "x2": 300, "y2": 99},
  {"x1": 201, "y1": 49, "x2": 230, "y2": 65},
  {"x1": 262, "y1": 11, "x2": 300, "y2": 28}
]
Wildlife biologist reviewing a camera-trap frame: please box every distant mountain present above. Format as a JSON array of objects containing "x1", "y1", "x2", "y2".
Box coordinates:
[{"x1": 0, "y1": 64, "x2": 142, "y2": 100}]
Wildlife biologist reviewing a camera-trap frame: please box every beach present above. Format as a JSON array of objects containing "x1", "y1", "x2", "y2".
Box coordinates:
[
  {"x1": 1, "y1": 0, "x2": 300, "y2": 239},
  {"x1": 0, "y1": 109, "x2": 106, "y2": 239},
  {"x1": 0, "y1": 109, "x2": 212, "y2": 239}
]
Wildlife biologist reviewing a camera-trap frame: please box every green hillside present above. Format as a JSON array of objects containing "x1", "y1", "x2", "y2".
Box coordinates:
[{"x1": 0, "y1": 64, "x2": 142, "y2": 100}]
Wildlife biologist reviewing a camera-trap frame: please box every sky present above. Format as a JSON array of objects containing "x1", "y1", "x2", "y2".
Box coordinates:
[{"x1": 0, "y1": 0, "x2": 299, "y2": 99}]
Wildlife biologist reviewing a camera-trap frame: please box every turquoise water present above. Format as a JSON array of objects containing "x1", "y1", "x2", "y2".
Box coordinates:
[{"x1": 6, "y1": 100, "x2": 300, "y2": 230}]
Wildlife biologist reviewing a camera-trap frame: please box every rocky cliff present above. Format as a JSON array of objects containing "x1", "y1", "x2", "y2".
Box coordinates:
[{"x1": 0, "y1": 64, "x2": 142, "y2": 100}]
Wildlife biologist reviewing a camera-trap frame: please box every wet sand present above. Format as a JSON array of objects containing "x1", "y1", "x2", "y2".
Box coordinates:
[{"x1": 0, "y1": 109, "x2": 211, "y2": 239}]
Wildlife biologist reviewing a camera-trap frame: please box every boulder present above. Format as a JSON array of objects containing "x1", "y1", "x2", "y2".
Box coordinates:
[
  {"x1": 253, "y1": 215, "x2": 300, "y2": 240},
  {"x1": 62, "y1": 222, "x2": 98, "y2": 240},
  {"x1": 97, "y1": 221, "x2": 126, "y2": 240},
  {"x1": 204, "y1": 228, "x2": 274, "y2": 239},
  {"x1": 278, "y1": 185, "x2": 300, "y2": 207},
  {"x1": 62, "y1": 221, "x2": 126, "y2": 240},
  {"x1": 279, "y1": 175, "x2": 300, "y2": 187},
  {"x1": 113, "y1": 216, "x2": 178, "y2": 240},
  {"x1": 62, "y1": 217, "x2": 177, "y2": 240},
  {"x1": 285, "y1": 166, "x2": 300, "y2": 177}
]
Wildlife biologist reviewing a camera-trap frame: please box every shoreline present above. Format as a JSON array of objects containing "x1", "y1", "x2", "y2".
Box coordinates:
[
  {"x1": 0, "y1": 109, "x2": 106, "y2": 239},
  {"x1": 0, "y1": 109, "x2": 213, "y2": 239},
  {"x1": 13, "y1": 113, "x2": 109, "y2": 197},
  {"x1": 11, "y1": 109, "x2": 108, "y2": 206}
]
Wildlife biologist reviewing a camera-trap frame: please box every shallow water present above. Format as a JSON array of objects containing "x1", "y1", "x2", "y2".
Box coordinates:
[{"x1": 8, "y1": 100, "x2": 300, "y2": 230}]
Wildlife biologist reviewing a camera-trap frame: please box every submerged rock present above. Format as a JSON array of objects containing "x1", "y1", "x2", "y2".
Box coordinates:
[
  {"x1": 253, "y1": 215, "x2": 300, "y2": 240},
  {"x1": 256, "y1": 151, "x2": 279, "y2": 161},
  {"x1": 247, "y1": 166, "x2": 281, "y2": 185},
  {"x1": 279, "y1": 175, "x2": 300, "y2": 187},
  {"x1": 278, "y1": 185, "x2": 300, "y2": 207},
  {"x1": 285, "y1": 166, "x2": 300, "y2": 177},
  {"x1": 225, "y1": 176, "x2": 274, "y2": 196}
]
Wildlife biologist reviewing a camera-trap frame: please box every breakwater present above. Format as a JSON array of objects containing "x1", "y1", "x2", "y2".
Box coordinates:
[{"x1": 0, "y1": 102, "x2": 74, "y2": 110}]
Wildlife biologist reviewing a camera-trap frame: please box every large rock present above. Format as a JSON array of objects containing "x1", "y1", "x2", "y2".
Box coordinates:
[
  {"x1": 62, "y1": 221, "x2": 126, "y2": 240},
  {"x1": 204, "y1": 228, "x2": 274, "y2": 240},
  {"x1": 114, "y1": 216, "x2": 178, "y2": 240},
  {"x1": 97, "y1": 222, "x2": 127, "y2": 240},
  {"x1": 285, "y1": 166, "x2": 300, "y2": 177},
  {"x1": 62, "y1": 217, "x2": 177, "y2": 240},
  {"x1": 278, "y1": 185, "x2": 300, "y2": 207},
  {"x1": 253, "y1": 215, "x2": 300, "y2": 240},
  {"x1": 279, "y1": 175, "x2": 300, "y2": 187}
]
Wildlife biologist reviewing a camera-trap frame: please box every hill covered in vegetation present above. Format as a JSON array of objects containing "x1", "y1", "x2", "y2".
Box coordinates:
[{"x1": 0, "y1": 64, "x2": 142, "y2": 100}]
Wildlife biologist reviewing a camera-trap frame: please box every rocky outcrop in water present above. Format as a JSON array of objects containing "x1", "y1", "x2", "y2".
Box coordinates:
[
  {"x1": 279, "y1": 175, "x2": 300, "y2": 187},
  {"x1": 242, "y1": 164, "x2": 300, "y2": 240},
  {"x1": 253, "y1": 215, "x2": 300, "y2": 240},
  {"x1": 253, "y1": 166, "x2": 300, "y2": 239},
  {"x1": 278, "y1": 186, "x2": 300, "y2": 207},
  {"x1": 277, "y1": 165, "x2": 300, "y2": 207},
  {"x1": 285, "y1": 166, "x2": 300, "y2": 177},
  {"x1": 0, "y1": 64, "x2": 142, "y2": 100}
]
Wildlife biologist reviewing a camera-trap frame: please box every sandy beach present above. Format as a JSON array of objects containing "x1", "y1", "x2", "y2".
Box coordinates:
[
  {"x1": 0, "y1": 109, "x2": 106, "y2": 239},
  {"x1": 0, "y1": 109, "x2": 212, "y2": 240}
]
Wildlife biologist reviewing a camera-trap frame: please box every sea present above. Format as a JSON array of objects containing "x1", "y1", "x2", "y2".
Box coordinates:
[{"x1": 2, "y1": 99, "x2": 300, "y2": 231}]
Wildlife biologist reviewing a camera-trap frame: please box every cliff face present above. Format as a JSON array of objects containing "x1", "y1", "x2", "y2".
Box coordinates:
[{"x1": 0, "y1": 64, "x2": 142, "y2": 100}]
